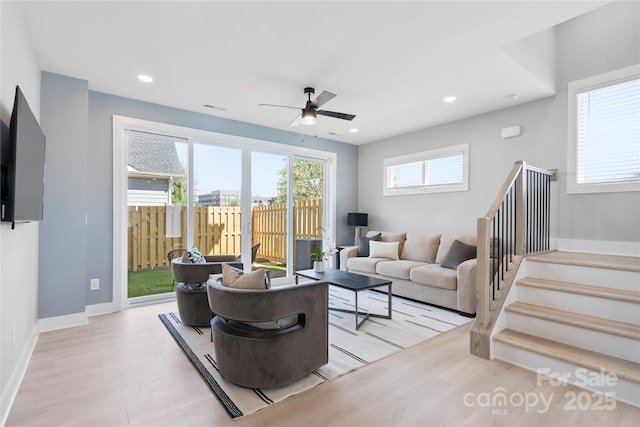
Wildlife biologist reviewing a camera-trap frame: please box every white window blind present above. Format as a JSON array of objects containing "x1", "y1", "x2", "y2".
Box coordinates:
[
  {"x1": 576, "y1": 78, "x2": 640, "y2": 185},
  {"x1": 567, "y1": 65, "x2": 640, "y2": 194},
  {"x1": 384, "y1": 144, "x2": 468, "y2": 196}
]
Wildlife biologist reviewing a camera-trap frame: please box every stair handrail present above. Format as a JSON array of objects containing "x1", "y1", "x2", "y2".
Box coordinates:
[{"x1": 473, "y1": 161, "x2": 553, "y2": 353}]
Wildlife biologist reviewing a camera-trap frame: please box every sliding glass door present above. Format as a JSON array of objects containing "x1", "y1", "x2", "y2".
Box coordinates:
[
  {"x1": 191, "y1": 143, "x2": 243, "y2": 258},
  {"x1": 115, "y1": 116, "x2": 336, "y2": 308},
  {"x1": 249, "y1": 154, "x2": 326, "y2": 276},
  {"x1": 126, "y1": 131, "x2": 188, "y2": 300},
  {"x1": 292, "y1": 157, "x2": 325, "y2": 272},
  {"x1": 251, "y1": 152, "x2": 288, "y2": 277}
]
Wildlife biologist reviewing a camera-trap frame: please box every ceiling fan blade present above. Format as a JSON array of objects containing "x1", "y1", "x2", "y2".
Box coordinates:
[
  {"x1": 311, "y1": 91, "x2": 336, "y2": 108},
  {"x1": 258, "y1": 103, "x2": 301, "y2": 110},
  {"x1": 289, "y1": 115, "x2": 302, "y2": 126},
  {"x1": 317, "y1": 110, "x2": 356, "y2": 121}
]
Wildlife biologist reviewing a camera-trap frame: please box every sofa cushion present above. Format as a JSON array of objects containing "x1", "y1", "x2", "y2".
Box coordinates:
[
  {"x1": 436, "y1": 234, "x2": 477, "y2": 264},
  {"x1": 347, "y1": 257, "x2": 386, "y2": 274},
  {"x1": 441, "y1": 239, "x2": 477, "y2": 270},
  {"x1": 369, "y1": 241, "x2": 400, "y2": 260},
  {"x1": 410, "y1": 264, "x2": 458, "y2": 290},
  {"x1": 376, "y1": 260, "x2": 427, "y2": 280},
  {"x1": 401, "y1": 233, "x2": 441, "y2": 263},
  {"x1": 357, "y1": 233, "x2": 381, "y2": 257},
  {"x1": 380, "y1": 232, "x2": 407, "y2": 256}
]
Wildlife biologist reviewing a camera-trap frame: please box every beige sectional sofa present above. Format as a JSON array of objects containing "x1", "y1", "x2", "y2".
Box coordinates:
[{"x1": 340, "y1": 231, "x2": 477, "y2": 316}]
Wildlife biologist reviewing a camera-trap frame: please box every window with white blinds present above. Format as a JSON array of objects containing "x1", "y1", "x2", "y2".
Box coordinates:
[
  {"x1": 383, "y1": 143, "x2": 469, "y2": 196},
  {"x1": 568, "y1": 65, "x2": 640, "y2": 194}
]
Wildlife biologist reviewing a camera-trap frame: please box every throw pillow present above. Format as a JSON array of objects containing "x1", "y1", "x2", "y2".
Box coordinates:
[
  {"x1": 357, "y1": 233, "x2": 381, "y2": 257},
  {"x1": 181, "y1": 245, "x2": 206, "y2": 263},
  {"x1": 380, "y1": 232, "x2": 407, "y2": 255},
  {"x1": 220, "y1": 264, "x2": 294, "y2": 330},
  {"x1": 441, "y1": 239, "x2": 477, "y2": 270},
  {"x1": 369, "y1": 241, "x2": 400, "y2": 260},
  {"x1": 401, "y1": 233, "x2": 441, "y2": 263},
  {"x1": 222, "y1": 264, "x2": 267, "y2": 290}
]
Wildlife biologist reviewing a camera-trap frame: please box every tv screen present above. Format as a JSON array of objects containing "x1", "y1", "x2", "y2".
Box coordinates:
[{"x1": 1, "y1": 86, "x2": 46, "y2": 226}]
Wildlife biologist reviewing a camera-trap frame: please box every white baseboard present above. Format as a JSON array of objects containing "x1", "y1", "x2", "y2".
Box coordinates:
[
  {"x1": 1, "y1": 323, "x2": 39, "y2": 427},
  {"x1": 551, "y1": 238, "x2": 640, "y2": 257},
  {"x1": 85, "y1": 302, "x2": 119, "y2": 317},
  {"x1": 38, "y1": 311, "x2": 88, "y2": 332}
]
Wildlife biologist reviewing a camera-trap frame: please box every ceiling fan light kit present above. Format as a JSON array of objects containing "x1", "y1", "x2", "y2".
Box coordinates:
[
  {"x1": 301, "y1": 107, "x2": 317, "y2": 125},
  {"x1": 260, "y1": 87, "x2": 356, "y2": 127}
]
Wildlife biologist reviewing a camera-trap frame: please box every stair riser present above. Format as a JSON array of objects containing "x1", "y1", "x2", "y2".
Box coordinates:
[
  {"x1": 505, "y1": 311, "x2": 639, "y2": 363},
  {"x1": 494, "y1": 341, "x2": 639, "y2": 408},
  {"x1": 527, "y1": 262, "x2": 639, "y2": 292},
  {"x1": 516, "y1": 285, "x2": 640, "y2": 325}
]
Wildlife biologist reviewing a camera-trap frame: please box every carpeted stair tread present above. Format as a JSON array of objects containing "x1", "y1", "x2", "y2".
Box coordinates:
[
  {"x1": 505, "y1": 301, "x2": 640, "y2": 340},
  {"x1": 517, "y1": 277, "x2": 640, "y2": 304},
  {"x1": 494, "y1": 329, "x2": 640, "y2": 383}
]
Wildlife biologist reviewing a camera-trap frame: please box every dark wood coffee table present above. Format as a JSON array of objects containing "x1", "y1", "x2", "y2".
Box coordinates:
[{"x1": 295, "y1": 268, "x2": 392, "y2": 330}]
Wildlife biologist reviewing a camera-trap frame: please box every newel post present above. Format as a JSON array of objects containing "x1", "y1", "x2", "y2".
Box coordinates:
[{"x1": 476, "y1": 216, "x2": 491, "y2": 327}]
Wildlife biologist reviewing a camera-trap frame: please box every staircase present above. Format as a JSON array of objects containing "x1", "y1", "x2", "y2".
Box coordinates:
[{"x1": 493, "y1": 251, "x2": 640, "y2": 407}]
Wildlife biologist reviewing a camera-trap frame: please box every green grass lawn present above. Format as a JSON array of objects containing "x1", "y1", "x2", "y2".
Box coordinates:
[
  {"x1": 128, "y1": 268, "x2": 174, "y2": 298},
  {"x1": 127, "y1": 260, "x2": 288, "y2": 297}
]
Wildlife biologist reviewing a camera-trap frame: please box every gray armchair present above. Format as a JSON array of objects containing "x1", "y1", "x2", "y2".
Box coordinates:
[
  {"x1": 170, "y1": 255, "x2": 243, "y2": 286},
  {"x1": 170, "y1": 255, "x2": 244, "y2": 326},
  {"x1": 207, "y1": 279, "x2": 329, "y2": 388}
]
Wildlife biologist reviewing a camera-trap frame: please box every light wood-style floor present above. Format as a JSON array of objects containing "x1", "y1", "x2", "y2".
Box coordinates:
[{"x1": 7, "y1": 301, "x2": 640, "y2": 427}]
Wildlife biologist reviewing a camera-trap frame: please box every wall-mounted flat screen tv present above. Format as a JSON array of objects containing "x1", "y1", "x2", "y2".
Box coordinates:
[{"x1": 1, "y1": 85, "x2": 46, "y2": 227}]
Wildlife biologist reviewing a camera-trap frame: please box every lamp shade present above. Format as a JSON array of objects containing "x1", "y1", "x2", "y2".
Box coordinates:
[{"x1": 347, "y1": 212, "x2": 368, "y2": 227}]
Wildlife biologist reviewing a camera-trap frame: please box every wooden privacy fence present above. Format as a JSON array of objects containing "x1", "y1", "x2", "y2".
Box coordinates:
[
  {"x1": 252, "y1": 198, "x2": 323, "y2": 263},
  {"x1": 128, "y1": 199, "x2": 322, "y2": 271}
]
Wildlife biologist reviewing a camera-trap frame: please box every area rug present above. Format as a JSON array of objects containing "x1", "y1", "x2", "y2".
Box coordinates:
[{"x1": 159, "y1": 285, "x2": 472, "y2": 419}]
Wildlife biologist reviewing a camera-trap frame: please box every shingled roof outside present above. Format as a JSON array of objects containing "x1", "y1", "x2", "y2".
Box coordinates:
[{"x1": 127, "y1": 134, "x2": 182, "y2": 176}]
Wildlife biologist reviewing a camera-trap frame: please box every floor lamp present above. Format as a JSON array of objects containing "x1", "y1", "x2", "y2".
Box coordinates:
[{"x1": 347, "y1": 212, "x2": 368, "y2": 245}]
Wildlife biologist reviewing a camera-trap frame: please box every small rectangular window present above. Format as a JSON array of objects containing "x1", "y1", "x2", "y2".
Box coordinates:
[
  {"x1": 383, "y1": 144, "x2": 468, "y2": 196},
  {"x1": 568, "y1": 65, "x2": 640, "y2": 194}
]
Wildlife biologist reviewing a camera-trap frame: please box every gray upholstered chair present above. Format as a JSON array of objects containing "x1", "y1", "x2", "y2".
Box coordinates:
[
  {"x1": 171, "y1": 255, "x2": 243, "y2": 285},
  {"x1": 207, "y1": 279, "x2": 329, "y2": 388},
  {"x1": 167, "y1": 248, "x2": 187, "y2": 291},
  {"x1": 170, "y1": 255, "x2": 243, "y2": 326}
]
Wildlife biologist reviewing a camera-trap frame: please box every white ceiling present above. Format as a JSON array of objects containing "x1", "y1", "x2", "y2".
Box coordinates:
[{"x1": 18, "y1": 1, "x2": 609, "y2": 145}]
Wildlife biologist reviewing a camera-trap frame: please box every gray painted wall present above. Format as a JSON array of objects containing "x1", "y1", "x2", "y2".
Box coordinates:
[
  {"x1": 38, "y1": 73, "x2": 88, "y2": 318},
  {"x1": 358, "y1": 1, "x2": 640, "y2": 243}
]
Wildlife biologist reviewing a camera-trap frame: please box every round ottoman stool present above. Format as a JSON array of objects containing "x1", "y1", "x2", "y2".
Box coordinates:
[{"x1": 175, "y1": 283, "x2": 212, "y2": 326}]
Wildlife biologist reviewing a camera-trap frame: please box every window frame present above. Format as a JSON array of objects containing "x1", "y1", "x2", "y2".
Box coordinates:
[
  {"x1": 383, "y1": 143, "x2": 469, "y2": 196},
  {"x1": 566, "y1": 64, "x2": 640, "y2": 194}
]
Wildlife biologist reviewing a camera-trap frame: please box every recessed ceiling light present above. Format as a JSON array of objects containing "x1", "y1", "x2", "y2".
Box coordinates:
[
  {"x1": 350, "y1": 128, "x2": 359, "y2": 133},
  {"x1": 137, "y1": 74, "x2": 153, "y2": 83},
  {"x1": 443, "y1": 96, "x2": 457, "y2": 103}
]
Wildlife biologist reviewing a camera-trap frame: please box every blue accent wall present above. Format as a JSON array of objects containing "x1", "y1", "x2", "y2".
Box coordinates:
[
  {"x1": 39, "y1": 72, "x2": 88, "y2": 317},
  {"x1": 38, "y1": 71, "x2": 357, "y2": 313}
]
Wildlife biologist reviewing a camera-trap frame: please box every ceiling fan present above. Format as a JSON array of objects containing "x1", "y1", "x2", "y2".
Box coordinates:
[{"x1": 259, "y1": 87, "x2": 356, "y2": 126}]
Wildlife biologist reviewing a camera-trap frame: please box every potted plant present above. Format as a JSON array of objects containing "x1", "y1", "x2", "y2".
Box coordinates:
[{"x1": 311, "y1": 246, "x2": 326, "y2": 272}]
